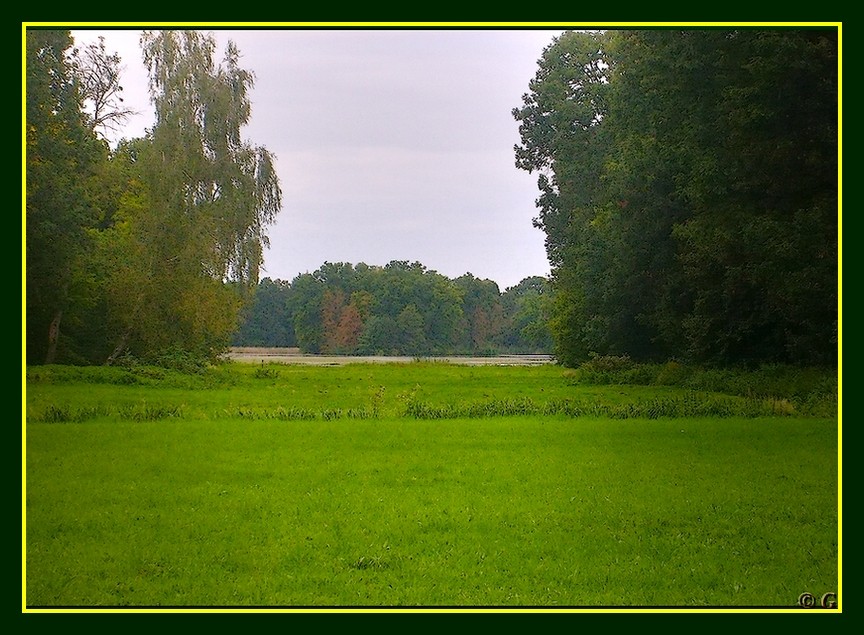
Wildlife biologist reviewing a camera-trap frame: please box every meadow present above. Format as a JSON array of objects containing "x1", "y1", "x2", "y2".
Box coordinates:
[{"x1": 24, "y1": 359, "x2": 839, "y2": 609}]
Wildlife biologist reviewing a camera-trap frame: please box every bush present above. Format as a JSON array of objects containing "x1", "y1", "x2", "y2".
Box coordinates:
[
  {"x1": 655, "y1": 360, "x2": 687, "y2": 385},
  {"x1": 565, "y1": 355, "x2": 636, "y2": 384},
  {"x1": 560, "y1": 357, "x2": 837, "y2": 417},
  {"x1": 253, "y1": 365, "x2": 280, "y2": 380}
]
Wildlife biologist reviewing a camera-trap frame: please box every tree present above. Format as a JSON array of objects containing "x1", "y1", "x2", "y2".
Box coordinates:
[
  {"x1": 103, "y1": 30, "x2": 283, "y2": 361},
  {"x1": 287, "y1": 273, "x2": 325, "y2": 353},
  {"x1": 141, "y1": 30, "x2": 281, "y2": 288},
  {"x1": 513, "y1": 30, "x2": 610, "y2": 271},
  {"x1": 321, "y1": 287, "x2": 348, "y2": 353},
  {"x1": 501, "y1": 276, "x2": 554, "y2": 353},
  {"x1": 232, "y1": 277, "x2": 294, "y2": 347},
  {"x1": 607, "y1": 29, "x2": 838, "y2": 365},
  {"x1": 26, "y1": 29, "x2": 104, "y2": 364},
  {"x1": 232, "y1": 263, "x2": 557, "y2": 357},
  {"x1": 357, "y1": 315, "x2": 400, "y2": 356},
  {"x1": 396, "y1": 305, "x2": 427, "y2": 357},
  {"x1": 455, "y1": 274, "x2": 504, "y2": 353},
  {"x1": 65, "y1": 138, "x2": 153, "y2": 364},
  {"x1": 512, "y1": 30, "x2": 612, "y2": 365},
  {"x1": 515, "y1": 29, "x2": 838, "y2": 367},
  {"x1": 333, "y1": 303, "x2": 364, "y2": 353},
  {"x1": 72, "y1": 35, "x2": 136, "y2": 140}
]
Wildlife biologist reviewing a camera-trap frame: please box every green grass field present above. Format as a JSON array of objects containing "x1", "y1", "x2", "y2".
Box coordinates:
[{"x1": 24, "y1": 361, "x2": 839, "y2": 609}]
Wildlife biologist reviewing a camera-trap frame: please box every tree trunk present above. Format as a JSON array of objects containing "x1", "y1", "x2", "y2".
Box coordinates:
[
  {"x1": 45, "y1": 310, "x2": 62, "y2": 365},
  {"x1": 105, "y1": 331, "x2": 131, "y2": 366}
]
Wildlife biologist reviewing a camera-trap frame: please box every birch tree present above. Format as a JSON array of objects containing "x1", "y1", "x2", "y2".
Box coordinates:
[{"x1": 107, "y1": 30, "x2": 282, "y2": 362}]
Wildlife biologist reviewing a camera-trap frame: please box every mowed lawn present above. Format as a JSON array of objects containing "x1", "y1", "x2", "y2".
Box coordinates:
[{"x1": 24, "y1": 362, "x2": 839, "y2": 608}]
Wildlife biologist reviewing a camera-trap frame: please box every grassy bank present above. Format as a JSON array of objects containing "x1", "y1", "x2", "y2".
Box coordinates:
[{"x1": 25, "y1": 359, "x2": 838, "y2": 423}]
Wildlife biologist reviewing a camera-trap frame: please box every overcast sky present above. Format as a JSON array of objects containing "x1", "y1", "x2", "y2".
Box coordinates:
[{"x1": 69, "y1": 28, "x2": 565, "y2": 290}]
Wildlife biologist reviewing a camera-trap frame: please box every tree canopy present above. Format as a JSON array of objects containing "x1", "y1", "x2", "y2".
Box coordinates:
[
  {"x1": 232, "y1": 263, "x2": 554, "y2": 356},
  {"x1": 25, "y1": 30, "x2": 282, "y2": 366},
  {"x1": 26, "y1": 30, "x2": 105, "y2": 364},
  {"x1": 514, "y1": 29, "x2": 838, "y2": 367},
  {"x1": 28, "y1": 28, "x2": 837, "y2": 369}
]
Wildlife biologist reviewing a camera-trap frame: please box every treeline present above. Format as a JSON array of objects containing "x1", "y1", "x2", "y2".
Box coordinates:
[
  {"x1": 28, "y1": 29, "x2": 839, "y2": 370},
  {"x1": 233, "y1": 262, "x2": 554, "y2": 356},
  {"x1": 513, "y1": 29, "x2": 838, "y2": 367},
  {"x1": 26, "y1": 30, "x2": 281, "y2": 366}
]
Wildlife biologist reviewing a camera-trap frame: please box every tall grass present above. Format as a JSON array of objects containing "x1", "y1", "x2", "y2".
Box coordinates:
[
  {"x1": 25, "y1": 360, "x2": 837, "y2": 423},
  {"x1": 564, "y1": 356, "x2": 837, "y2": 417}
]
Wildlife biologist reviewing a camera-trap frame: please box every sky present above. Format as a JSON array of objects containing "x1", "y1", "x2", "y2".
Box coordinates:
[{"x1": 69, "y1": 28, "x2": 565, "y2": 291}]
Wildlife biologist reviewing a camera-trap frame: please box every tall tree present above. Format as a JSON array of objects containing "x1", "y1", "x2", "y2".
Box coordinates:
[
  {"x1": 512, "y1": 30, "x2": 612, "y2": 365},
  {"x1": 231, "y1": 277, "x2": 295, "y2": 347},
  {"x1": 515, "y1": 29, "x2": 838, "y2": 367},
  {"x1": 103, "y1": 30, "x2": 283, "y2": 361},
  {"x1": 141, "y1": 30, "x2": 281, "y2": 288},
  {"x1": 26, "y1": 29, "x2": 104, "y2": 364},
  {"x1": 512, "y1": 30, "x2": 610, "y2": 272},
  {"x1": 607, "y1": 29, "x2": 838, "y2": 365},
  {"x1": 72, "y1": 35, "x2": 136, "y2": 139}
]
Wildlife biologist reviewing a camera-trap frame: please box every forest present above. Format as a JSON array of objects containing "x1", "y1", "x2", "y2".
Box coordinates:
[
  {"x1": 513, "y1": 29, "x2": 838, "y2": 367},
  {"x1": 26, "y1": 30, "x2": 281, "y2": 366},
  {"x1": 25, "y1": 28, "x2": 839, "y2": 369},
  {"x1": 231, "y1": 263, "x2": 553, "y2": 355}
]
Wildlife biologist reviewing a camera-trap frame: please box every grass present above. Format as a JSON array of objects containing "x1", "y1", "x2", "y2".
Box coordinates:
[
  {"x1": 25, "y1": 360, "x2": 836, "y2": 423},
  {"x1": 23, "y1": 360, "x2": 839, "y2": 609}
]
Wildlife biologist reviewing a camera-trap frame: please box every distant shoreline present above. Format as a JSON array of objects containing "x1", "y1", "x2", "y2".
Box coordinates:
[{"x1": 226, "y1": 347, "x2": 554, "y2": 366}]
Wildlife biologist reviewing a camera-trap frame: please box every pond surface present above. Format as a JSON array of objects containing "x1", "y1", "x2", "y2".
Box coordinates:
[{"x1": 226, "y1": 347, "x2": 554, "y2": 366}]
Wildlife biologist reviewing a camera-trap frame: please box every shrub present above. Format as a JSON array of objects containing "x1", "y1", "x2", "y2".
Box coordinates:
[
  {"x1": 253, "y1": 365, "x2": 280, "y2": 380},
  {"x1": 655, "y1": 360, "x2": 687, "y2": 385},
  {"x1": 567, "y1": 355, "x2": 636, "y2": 384},
  {"x1": 149, "y1": 347, "x2": 212, "y2": 373},
  {"x1": 35, "y1": 404, "x2": 108, "y2": 423}
]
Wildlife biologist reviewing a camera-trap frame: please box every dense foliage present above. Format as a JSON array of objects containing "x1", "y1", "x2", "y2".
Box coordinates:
[
  {"x1": 25, "y1": 30, "x2": 281, "y2": 366},
  {"x1": 26, "y1": 30, "x2": 106, "y2": 364},
  {"x1": 232, "y1": 262, "x2": 554, "y2": 355},
  {"x1": 27, "y1": 29, "x2": 839, "y2": 370},
  {"x1": 514, "y1": 29, "x2": 839, "y2": 367}
]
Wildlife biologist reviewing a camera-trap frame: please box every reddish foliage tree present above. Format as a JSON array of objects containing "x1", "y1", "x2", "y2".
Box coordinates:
[
  {"x1": 321, "y1": 288, "x2": 347, "y2": 353},
  {"x1": 333, "y1": 303, "x2": 364, "y2": 353}
]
